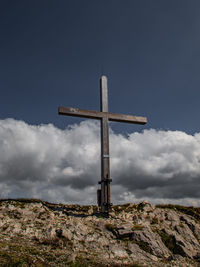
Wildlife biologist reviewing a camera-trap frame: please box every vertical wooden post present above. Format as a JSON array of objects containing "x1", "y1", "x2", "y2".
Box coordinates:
[{"x1": 100, "y1": 75, "x2": 111, "y2": 213}]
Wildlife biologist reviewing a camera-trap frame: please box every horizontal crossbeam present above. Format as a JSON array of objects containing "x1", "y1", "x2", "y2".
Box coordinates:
[{"x1": 58, "y1": 106, "x2": 147, "y2": 125}]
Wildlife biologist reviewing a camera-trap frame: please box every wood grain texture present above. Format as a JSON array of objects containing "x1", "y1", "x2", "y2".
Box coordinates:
[
  {"x1": 58, "y1": 107, "x2": 147, "y2": 124},
  {"x1": 100, "y1": 76, "x2": 110, "y2": 213}
]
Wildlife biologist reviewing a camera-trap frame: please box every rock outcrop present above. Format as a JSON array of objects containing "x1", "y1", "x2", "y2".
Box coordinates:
[{"x1": 0, "y1": 199, "x2": 200, "y2": 266}]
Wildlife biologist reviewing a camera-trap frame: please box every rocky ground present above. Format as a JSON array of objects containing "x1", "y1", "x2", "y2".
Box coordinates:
[{"x1": 0, "y1": 199, "x2": 200, "y2": 266}]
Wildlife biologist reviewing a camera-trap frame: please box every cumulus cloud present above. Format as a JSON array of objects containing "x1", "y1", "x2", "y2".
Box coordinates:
[{"x1": 0, "y1": 118, "x2": 200, "y2": 206}]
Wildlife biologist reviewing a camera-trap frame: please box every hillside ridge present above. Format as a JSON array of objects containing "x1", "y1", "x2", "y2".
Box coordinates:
[{"x1": 0, "y1": 199, "x2": 200, "y2": 266}]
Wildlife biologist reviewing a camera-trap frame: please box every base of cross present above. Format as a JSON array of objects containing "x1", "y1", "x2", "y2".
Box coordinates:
[{"x1": 97, "y1": 188, "x2": 113, "y2": 215}]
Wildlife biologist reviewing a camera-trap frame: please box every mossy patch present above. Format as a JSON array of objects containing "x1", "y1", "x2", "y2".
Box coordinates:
[
  {"x1": 156, "y1": 230, "x2": 187, "y2": 257},
  {"x1": 67, "y1": 257, "x2": 106, "y2": 267},
  {"x1": 112, "y1": 203, "x2": 137, "y2": 213},
  {"x1": 132, "y1": 240, "x2": 153, "y2": 254},
  {"x1": 132, "y1": 225, "x2": 144, "y2": 231},
  {"x1": 0, "y1": 240, "x2": 50, "y2": 266},
  {"x1": 105, "y1": 223, "x2": 117, "y2": 234},
  {"x1": 41, "y1": 236, "x2": 73, "y2": 249},
  {"x1": 157, "y1": 230, "x2": 176, "y2": 252},
  {"x1": 151, "y1": 216, "x2": 159, "y2": 225}
]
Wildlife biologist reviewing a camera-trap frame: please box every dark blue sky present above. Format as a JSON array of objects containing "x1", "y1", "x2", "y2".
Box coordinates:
[{"x1": 1, "y1": 0, "x2": 200, "y2": 134}]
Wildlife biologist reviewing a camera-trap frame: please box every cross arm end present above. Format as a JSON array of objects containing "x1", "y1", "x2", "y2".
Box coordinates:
[{"x1": 108, "y1": 113, "x2": 147, "y2": 125}]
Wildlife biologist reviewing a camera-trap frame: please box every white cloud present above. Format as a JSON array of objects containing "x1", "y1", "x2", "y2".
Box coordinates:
[{"x1": 0, "y1": 118, "x2": 200, "y2": 206}]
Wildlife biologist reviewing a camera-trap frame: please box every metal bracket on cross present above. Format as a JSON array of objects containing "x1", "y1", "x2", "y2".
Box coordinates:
[{"x1": 98, "y1": 179, "x2": 112, "y2": 184}]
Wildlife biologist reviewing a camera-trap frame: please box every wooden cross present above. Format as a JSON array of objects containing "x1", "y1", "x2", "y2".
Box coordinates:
[{"x1": 58, "y1": 76, "x2": 147, "y2": 214}]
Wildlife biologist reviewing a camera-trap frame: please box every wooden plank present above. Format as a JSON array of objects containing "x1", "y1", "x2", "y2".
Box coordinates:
[
  {"x1": 58, "y1": 106, "x2": 102, "y2": 120},
  {"x1": 100, "y1": 76, "x2": 108, "y2": 112},
  {"x1": 101, "y1": 117, "x2": 110, "y2": 212},
  {"x1": 108, "y1": 112, "x2": 147, "y2": 124},
  {"x1": 58, "y1": 106, "x2": 147, "y2": 125},
  {"x1": 100, "y1": 75, "x2": 110, "y2": 213}
]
